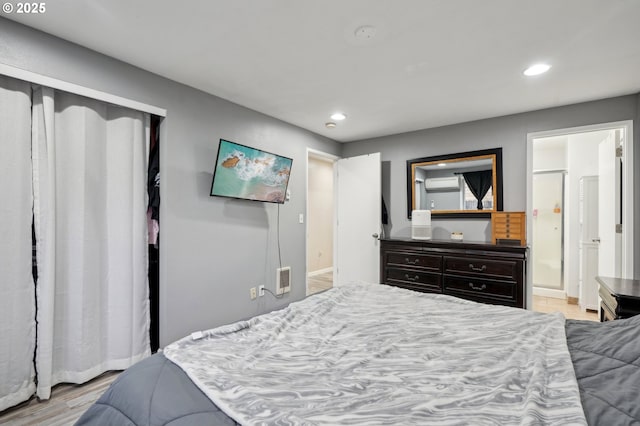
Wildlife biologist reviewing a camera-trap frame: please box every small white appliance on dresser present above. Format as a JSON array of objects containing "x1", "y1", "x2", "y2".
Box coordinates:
[{"x1": 411, "y1": 209, "x2": 432, "y2": 240}]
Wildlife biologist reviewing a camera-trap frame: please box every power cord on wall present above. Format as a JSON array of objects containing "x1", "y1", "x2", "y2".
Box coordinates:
[
  {"x1": 265, "y1": 204, "x2": 285, "y2": 299},
  {"x1": 277, "y1": 203, "x2": 283, "y2": 270},
  {"x1": 263, "y1": 287, "x2": 283, "y2": 299}
]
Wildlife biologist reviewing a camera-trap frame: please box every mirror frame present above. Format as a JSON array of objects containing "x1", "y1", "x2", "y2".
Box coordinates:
[{"x1": 406, "y1": 148, "x2": 503, "y2": 219}]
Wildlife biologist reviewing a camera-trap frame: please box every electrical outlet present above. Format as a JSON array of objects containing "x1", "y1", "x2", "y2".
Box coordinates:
[
  {"x1": 259, "y1": 285, "x2": 265, "y2": 297},
  {"x1": 250, "y1": 287, "x2": 257, "y2": 300}
]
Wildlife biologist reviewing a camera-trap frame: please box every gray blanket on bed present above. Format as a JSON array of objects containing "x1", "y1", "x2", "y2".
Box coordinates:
[
  {"x1": 566, "y1": 314, "x2": 640, "y2": 425},
  {"x1": 74, "y1": 353, "x2": 238, "y2": 426},
  {"x1": 76, "y1": 287, "x2": 640, "y2": 426},
  {"x1": 164, "y1": 283, "x2": 585, "y2": 425}
]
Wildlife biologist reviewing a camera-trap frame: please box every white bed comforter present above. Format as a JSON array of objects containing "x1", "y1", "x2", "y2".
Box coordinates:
[{"x1": 164, "y1": 283, "x2": 586, "y2": 425}]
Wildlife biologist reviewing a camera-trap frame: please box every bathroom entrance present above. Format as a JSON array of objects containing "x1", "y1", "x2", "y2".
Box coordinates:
[{"x1": 527, "y1": 120, "x2": 633, "y2": 308}]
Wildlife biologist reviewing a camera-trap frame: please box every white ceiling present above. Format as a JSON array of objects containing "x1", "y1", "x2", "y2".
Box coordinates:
[{"x1": 7, "y1": 0, "x2": 640, "y2": 142}]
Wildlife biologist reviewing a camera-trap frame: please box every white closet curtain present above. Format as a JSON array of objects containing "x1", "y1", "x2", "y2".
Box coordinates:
[
  {"x1": 0, "y1": 77, "x2": 36, "y2": 412},
  {"x1": 32, "y1": 87, "x2": 151, "y2": 399}
]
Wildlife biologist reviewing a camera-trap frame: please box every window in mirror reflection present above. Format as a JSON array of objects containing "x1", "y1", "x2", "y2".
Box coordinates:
[{"x1": 464, "y1": 184, "x2": 493, "y2": 210}]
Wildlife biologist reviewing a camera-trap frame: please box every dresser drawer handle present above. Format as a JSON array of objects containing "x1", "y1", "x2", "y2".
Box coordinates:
[
  {"x1": 404, "y1": 257, "x2": 420, "y2": 265},
  {"x1": 404, "y1": 274, "x2": 420, "y2": 282},
  {"x1": 468, "y1": 264, "x2": 487, "y2": 272},
  {"x1": 469, "y1": 283, "x2": 487, "y2": 291}
]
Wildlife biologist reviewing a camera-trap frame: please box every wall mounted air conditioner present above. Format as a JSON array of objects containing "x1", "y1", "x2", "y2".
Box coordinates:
[{"x1": 424, "y1": 177, "x2": 460, "y2": 191}]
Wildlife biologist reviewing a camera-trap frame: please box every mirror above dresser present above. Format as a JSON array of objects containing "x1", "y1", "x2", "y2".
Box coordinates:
[{"x1": 407, "y1": 148, "x2": 503, "y2": 219}]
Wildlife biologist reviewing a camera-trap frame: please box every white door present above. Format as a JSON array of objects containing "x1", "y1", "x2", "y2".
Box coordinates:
[
  {"x1": 334, "y1": 153, "x2": 381, "y2": 285},
  {"x1": 579, "y1": 176, "x2": 599, "y2": 311},
  {"x1": 597, "y1": 133, "x2": 621, "y2": 277}
]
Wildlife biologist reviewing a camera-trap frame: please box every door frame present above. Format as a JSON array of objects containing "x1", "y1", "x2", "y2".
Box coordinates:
[
  {"x1": 306, "y1": 148, "x2": 339, "y2": 296},
  {"x1": 526, "y1": 120, "x2": 634, "y2": 305}
]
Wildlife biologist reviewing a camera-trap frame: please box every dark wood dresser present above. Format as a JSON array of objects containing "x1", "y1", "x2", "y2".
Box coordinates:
[
  {"x1": 380, "y1": 238, "x2": 527, "y2": 308},
  {"x1": 596, "y1": 276, "x2": 640, "y2": 321}
]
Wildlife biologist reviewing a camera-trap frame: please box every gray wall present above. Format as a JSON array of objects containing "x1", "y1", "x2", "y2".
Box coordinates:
[
  {"x1": 3, "y1": 18, "x2": 639, "y2": 345},
  {"x1": 0, "y1": 18, "x2": 341, "y2": 346},
  {"x1": 344, "y1": 95, "x2": 639, "y2": 274},
  {"x1": 636, "y1": 94, "x2": 640, "y2": 279}
]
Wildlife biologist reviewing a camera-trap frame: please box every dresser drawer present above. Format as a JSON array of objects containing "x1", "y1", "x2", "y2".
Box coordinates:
[
  {"x1": 493, "y1": 215, "x2": 523, "y2": 226},
  {"x1": 493, "y1": 223, "x2": 521, "y2": 234},
  {"x1": 385, "y1": 251, "x2": 442, "y2": 272},
  {"x1": 443, "y1": 256, "x2": 517, "y2": 281},
  {"x1": 385, "y1": 267, "x2": 442, "y2": 293},
  {"x1": 443, "y1": 276, "x2": 517, "y2": 304}
]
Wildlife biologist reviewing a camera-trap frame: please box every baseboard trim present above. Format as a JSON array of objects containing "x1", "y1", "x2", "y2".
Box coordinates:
[
  {"x1": 533, "y1": 287, "x2": 566, "y2": 300},
  {"x1": 308, "y1": 267, "x2": 333, "y2": 277}
]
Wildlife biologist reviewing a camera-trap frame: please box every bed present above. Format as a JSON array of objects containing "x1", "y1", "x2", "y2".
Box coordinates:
[{"x1": 76, "y1": 282, "x2": 640, "y2": 425}]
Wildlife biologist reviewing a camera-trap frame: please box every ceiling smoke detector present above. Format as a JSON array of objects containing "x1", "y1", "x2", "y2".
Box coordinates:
[
  {"x1": 325, "y1": 122, "x2": 337, "y2": 129},
  {"x1": 354, "y1": 25, "x2": 377, "y2": 41}
]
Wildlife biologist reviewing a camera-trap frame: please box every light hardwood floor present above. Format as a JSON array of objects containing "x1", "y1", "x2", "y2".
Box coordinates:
[
  {"x1": 532, "y1": 295, "x2": 599, "y2": 321},
  {"x1": 307, "y1": 271, "x2": 333, "y2": 295},
  {"x1": 0, "y1": 371, "x2": 120, "y2": 426}
]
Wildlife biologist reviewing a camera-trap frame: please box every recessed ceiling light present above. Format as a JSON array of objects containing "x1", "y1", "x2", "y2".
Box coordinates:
[
  {"x1": 437, "y1": 163, "x2": 447, "y2": 167},
  {"x1": 330, "y1": 112, "x2": 347, "y2": 121},
  {"x1": 325, "y1": 122, "x2": 337, "y2": 129},
  {"x1": 523, "y1": 63, "x2": 551, "y2": 76}
]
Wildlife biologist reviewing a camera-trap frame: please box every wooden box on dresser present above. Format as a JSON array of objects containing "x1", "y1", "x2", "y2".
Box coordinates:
[{"x1": 380, "y1": 238, "x2": 528, "y2": 309}]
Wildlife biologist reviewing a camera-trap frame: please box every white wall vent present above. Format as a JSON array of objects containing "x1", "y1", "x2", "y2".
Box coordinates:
[
  {"x1": 276, "y1": 267, "x2": 291, "y2": 295},
  {"x1": 424, "y1": 177, "x2": 460, "y2": 191}
]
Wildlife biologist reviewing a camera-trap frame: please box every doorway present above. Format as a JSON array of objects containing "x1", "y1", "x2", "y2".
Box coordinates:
[
  {"x1": 527, "y1": 121, "x2": 634, "y2": 312},
  {"x1": 306, "y1": 149, "x2": 337, "y2": 295}
]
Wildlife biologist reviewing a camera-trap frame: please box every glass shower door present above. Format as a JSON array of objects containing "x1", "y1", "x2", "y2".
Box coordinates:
[{"x1": 532, "y1": 172, "x2": 565, "y2": 290}]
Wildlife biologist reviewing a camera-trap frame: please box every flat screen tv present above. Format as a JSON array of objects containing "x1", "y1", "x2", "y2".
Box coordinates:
[{"x1": 210, "y1": 139, "x2": 293, "y2": 204}]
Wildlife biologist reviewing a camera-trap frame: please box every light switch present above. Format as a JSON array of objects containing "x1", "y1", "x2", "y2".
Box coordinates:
[{"x1": 299, "y1": 213, "x2": 304, "y2": 224}]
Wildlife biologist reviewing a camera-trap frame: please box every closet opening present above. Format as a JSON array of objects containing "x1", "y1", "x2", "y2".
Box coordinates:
[
  {"x1": 148, "y1": 115, "x2": 161, "y2": 353},
  {"x1": 29, "y1": 114, "x2": 162, "y2": 354}
]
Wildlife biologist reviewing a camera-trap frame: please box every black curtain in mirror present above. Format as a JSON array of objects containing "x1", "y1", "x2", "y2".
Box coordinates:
[{"x1": 462, "y1": 170, "x2": 492, "y2": 210}]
